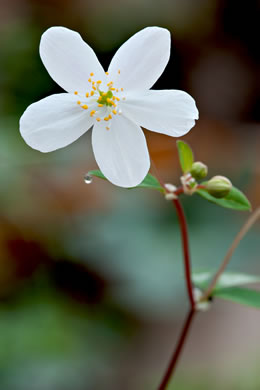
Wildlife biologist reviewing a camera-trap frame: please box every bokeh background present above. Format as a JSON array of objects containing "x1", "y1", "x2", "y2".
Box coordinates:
[{"x1": 0, "y1": 0, "x2": 260, "y2": 389}]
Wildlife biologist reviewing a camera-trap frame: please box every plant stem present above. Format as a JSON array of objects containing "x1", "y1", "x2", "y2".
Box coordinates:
[
  {"x1": 150, "y1": 161, "x2": 196, "y2": 388},
  {"x1": 157, "y1": 196, "x2": 195, "y2": 390},
  {"x1": 172, "y1": 198, "x2": 195, "y2": 309},
  {"x1": 174, "y1": 184, "x2": 206, "y2": 197},
  {"x1": 201, "y1": 207, "x2": 260, "y2": 301},
  {"x1": 158, "y1": 308, "x2": 195, "y2": 390}
]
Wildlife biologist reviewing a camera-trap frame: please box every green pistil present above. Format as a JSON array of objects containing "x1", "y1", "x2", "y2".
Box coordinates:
[{"x1": 97, "y1": 90, "x2": 113, "y2": 106}]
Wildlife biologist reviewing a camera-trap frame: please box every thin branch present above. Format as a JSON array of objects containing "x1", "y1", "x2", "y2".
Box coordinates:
[
  {"x1": 156, "y1": 197, "x2": 195, "y2": 390},
  {"x1": 172, "y1": 198, "x2": 195, "y2": 309},
  {"x1": 151, "y1": 160, "x2": 196, "y2": 388},
  {"x1": 157, "y1": 309, "x2": 195, "y2": 390},
  {"x1": 201, "y1": 207, "x2": 260, "y2": 301}
]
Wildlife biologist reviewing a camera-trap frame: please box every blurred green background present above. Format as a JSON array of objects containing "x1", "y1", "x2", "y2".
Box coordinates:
[{"x1": 0, "y1": 0, "x2": 260, "y2": 389}]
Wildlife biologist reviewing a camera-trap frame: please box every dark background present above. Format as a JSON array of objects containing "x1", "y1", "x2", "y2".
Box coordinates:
[{"x1": 0, "y1": 0, "x2": 260, "y2": 389}]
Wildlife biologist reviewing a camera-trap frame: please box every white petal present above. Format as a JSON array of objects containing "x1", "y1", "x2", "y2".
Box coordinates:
[
  {"x1": 122, "y1": 90, "x2": 199, "y2": 137},
  {"x1": 40, "y1": 27, "x2": 106, "y2": 94},
  {"x1": 20, "y1": 93, "x2": 95, "y2": 152},
  {"x1": 108, "y1": 27, "x2": 171, "y2": 92},
  {"x1": 92, "y1": 115, "x2": 150, "y2": 188}
]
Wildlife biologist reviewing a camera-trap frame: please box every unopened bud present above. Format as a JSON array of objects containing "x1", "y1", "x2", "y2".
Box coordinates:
[
  {"x1": 190, "y1": 161, "x2": 208, "y2": 180},
  {"x1": 206, "y1": 175, "x2": 232, "y2": 198}
]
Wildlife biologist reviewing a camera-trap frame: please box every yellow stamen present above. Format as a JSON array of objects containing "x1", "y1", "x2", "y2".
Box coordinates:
[
  {"x1": 90, "y1": 72, "x2": 94, "y2": 76},
  {"x1": 77, "y1": 100, "x2": 81, "y2": 105},
  {"x1": 85, "y1": 92, "x2": 89, "y2": 98},
  {"x1": 96, "y1": 80, "x2": 102, "y2": 84},
  {"x1": 90, "y1": 110, "x2": 96, "y2": 116},
  {"x1": 118, "y1": 69, "x2": 120, "y2": 74},
  {"x1": 98, "y1": 104, "x2": 103, "y2": 107},
  {"x1": 90, "y1": 91, "x2": 94, "y2": 96},
  {"x1": 105, "y1": 72, "x2": 109, "y2": 75},
  {"x1": 115, "y1": 97, "x2": 120, "y2": 101},
  {"x1": 88, "y1": 78, "x2": 92, "y2": 83},
  {"x1": 102, "y1": 92, "x2": 106, "y2": 96},
  {"x1": 108, "y1": 114, "x2": 112, "y2": 119},
  {"x1": 82, "y1": 104, "x2": 88, "y2": 109},
  {"x1": 112, "y1": 109, "x2": 117, "y2": 114},
  {"x1": 74, "y1": 91, "x2": 78, "y2": 95},
  {"x1": 92, "y1": 86, "x2": 96, "y2": 90},
  {"x1": 106, "y1": 98, "x2": 112, "y2": 103},
  {"x1": 116, "y1": 89, "x2": 119, "y2": 92},
  {"x1": 106, "y1": 126, "x2": 110, "y2": 130},
  {"x1": 110, "y1": 87, "x2": 116, "y2": 91},
  {"x1": 121, "y1": 88, "x2": 124, "y2": 91},
  {"x1": 104, "y1": 117, "x2": 109, "y2": 121},
  {"x1": 96, "y1": 117, "x2": 101, "y2": 122}
]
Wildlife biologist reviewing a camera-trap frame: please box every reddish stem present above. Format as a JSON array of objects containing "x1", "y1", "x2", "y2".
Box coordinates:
[
  {"x1": 158, "y1": 308, "x2": 195, "y2": 390},
  {"x1": 150, "y1": 162, "x2": 197, "y2": 388},
  {"x1": 172, "y1": 198, "x2": 195, "y2": 309},
  {"x1": 156, "y1": 194, "x2": 195, "y2": 390},
  {"x1": 174, "y1": 184, "x2": 206, "y2": 197}
]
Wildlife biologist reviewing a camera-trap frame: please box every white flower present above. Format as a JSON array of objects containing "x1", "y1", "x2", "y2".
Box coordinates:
[{"x1": 20, "y1": 26, "x2": 198, "y2": 188}]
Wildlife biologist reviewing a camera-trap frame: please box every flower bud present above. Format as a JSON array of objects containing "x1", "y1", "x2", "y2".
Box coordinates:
[
  {"x1": 190, "y1": 161, "x2": 208, "y2": 180},
  {"x1": 206, "y1": 175, "x2": 232, "y2": 198}
]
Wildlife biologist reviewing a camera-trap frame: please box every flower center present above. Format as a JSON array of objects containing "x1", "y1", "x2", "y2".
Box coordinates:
[
  {"x1": 97, "y1": 90, "x2": 114, "y2": 107},
  {"x1": 74, "y1": 71, "x2": 125, "y2": 130}
]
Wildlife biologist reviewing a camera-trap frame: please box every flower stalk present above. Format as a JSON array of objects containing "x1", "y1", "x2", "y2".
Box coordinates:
[
  {"x1": 158, "y1": 308, "x2": 195, "y2": 390},
  {"x1": 157, "y1": 187, "x2": 196, "y2": 390},
  {"x1": 172, "y1": 197, "x2": 195, "y2": 309}
]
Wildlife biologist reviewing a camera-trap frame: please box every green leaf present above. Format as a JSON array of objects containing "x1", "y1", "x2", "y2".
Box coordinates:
[
  {"x1": 88, "y1": 170, "x2": 107, "y2": 180},
  {"x1": 88, "y1": 170, "x2": 164, "y2": 192},
  {"x1": 134, "y1": 173, "x2": 165, "y2": 192},
  {"x1": 193, "y1": 271, "x2": 260, "y2": 292},
  {"x1": 196, "y1": 184, "x2": 251, "y2": 211},
  {"x1": 176, "y1": 140, "x2": 194, "y2": 174},
  {"x1": 214, "y1": 287, "x2": 260, "y2": 308}
]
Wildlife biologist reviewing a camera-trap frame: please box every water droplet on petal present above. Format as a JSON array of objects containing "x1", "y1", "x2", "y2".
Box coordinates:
[{"x1": 84, "y1": 173, "x2": 93, "y2": 184}]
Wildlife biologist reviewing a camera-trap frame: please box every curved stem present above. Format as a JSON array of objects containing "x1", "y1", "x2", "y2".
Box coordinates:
[
  {"x1": 157, "y1": 196, "x2": 195, "y2": 390},
  {"x1": 172, "y1": 198, "x2": 195, "y2": 309},
  {"x1": 150, "y1": 162, "x2": 195, "y2": 388},
  {"x1": 201, "y1": 207, "x2": 260, "y2": 301},
  {"x1": 158, "y1": 309, "x2": 195, "y2": 390}
]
